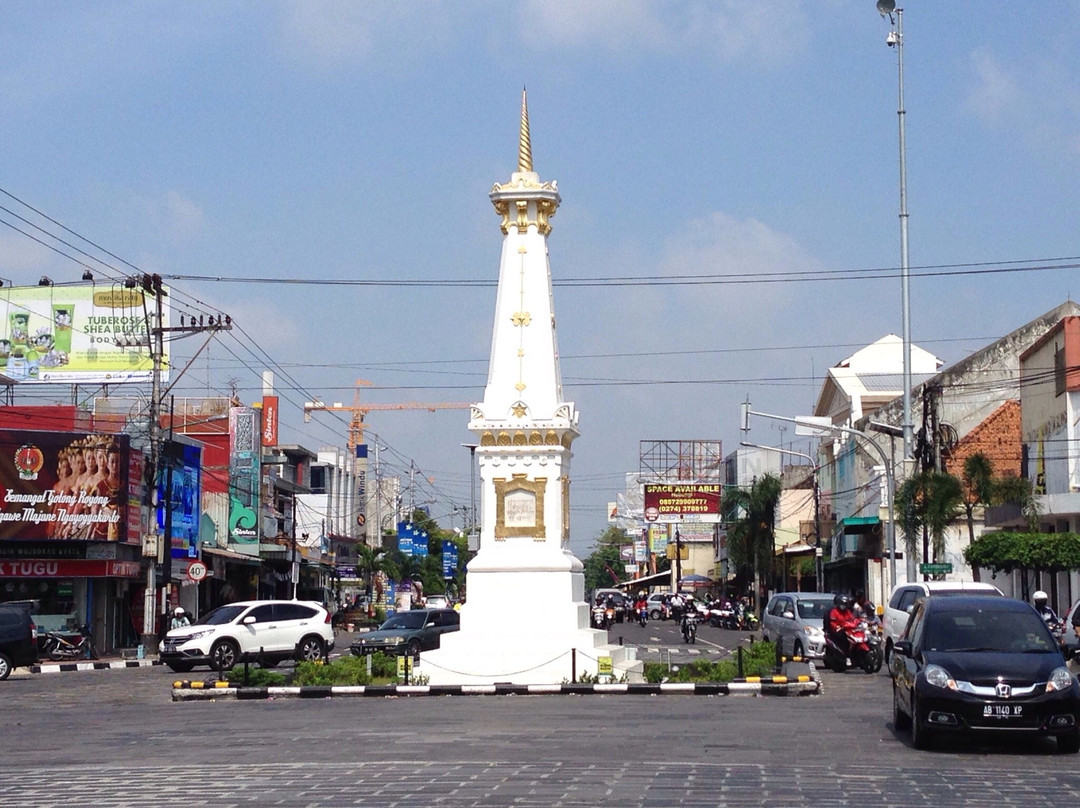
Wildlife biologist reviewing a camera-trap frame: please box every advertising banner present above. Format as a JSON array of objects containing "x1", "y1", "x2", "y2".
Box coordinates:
[
  {"x1": 228, "y1": 407, "x2": 260, "y2": 553},
  {"x1": 643, "y1": 483, "x2": 722, "y2": 524},
  {"x1": 157, "y1": 441, "x2": 202, "y2": 560},
  {"x1": 0, "y1": 430, "x2": 131, "y2": 542},
  {"x1": 0, "y1": 559, "x2": 141, "y2": 578},
  {"x1": 0, "y1": 284, "x2": 169, "y2": 384},
  {"x1": 442, "y1": 540, "x2": 458, "y2": 580},
  {"x1": 260, "y1": 396, "x2": 278, "y2": 447}
]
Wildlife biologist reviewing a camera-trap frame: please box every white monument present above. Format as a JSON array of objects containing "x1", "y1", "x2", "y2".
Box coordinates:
[{"x1": 423, "y1": 92, "x2": 641, "y2": 685}]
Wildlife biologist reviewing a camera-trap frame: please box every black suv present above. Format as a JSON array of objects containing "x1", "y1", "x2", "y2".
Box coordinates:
[{"x1": 0, "y1": 602, "x2": 38, "y2": 679}]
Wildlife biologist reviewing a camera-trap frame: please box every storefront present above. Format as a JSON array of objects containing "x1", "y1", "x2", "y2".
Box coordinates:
[{"x1": 0, "y1": 558, "x2": 143, "y2": 651}]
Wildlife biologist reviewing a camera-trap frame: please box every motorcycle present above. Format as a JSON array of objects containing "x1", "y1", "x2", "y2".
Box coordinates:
[
  {"x1": 742, "y1": 609, "x2": 760, "y2": 632},
  {"x1": 681, "y1": 612, "x2": 701, "y2": 644},
  {"x1": 636, "y1": 603, "x2": 648, "y2": 627},
  {"x1": 707, "y1": 600, "x2": 738, "y2": 630},
  {"x1": 823, "y1": 622, "x2": 878, "y2": 674},
  {"x1": 42, "y1": 624, "x2": 98, "y2": 661},
  {"x1": 591, "y1": 605, "x2": 610, "y2": 630}
]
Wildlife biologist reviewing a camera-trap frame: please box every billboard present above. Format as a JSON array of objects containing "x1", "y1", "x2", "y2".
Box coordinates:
[
  {"x1": 228, "y1": 407, "x2": 260, "y2": 552},
  {"x1": 0, "y1": 284, "x2": 169, "y2": 384},
  {"x1": 643, "y1": 483, "x2": 722, "y2": 524},
  {"x1": 260, "y1": 396, "x2": 278, "y2": 447},
  {"x1": 0, "y1": 430, "x2": 132, "y2": 542},
  {"x1": 156, "y1": 441, "x2": 202, "y2": 560}
]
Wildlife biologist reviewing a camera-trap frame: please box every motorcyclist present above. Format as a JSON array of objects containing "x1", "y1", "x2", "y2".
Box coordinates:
[
  {"x1": 826, "y1": 594, "x2": 858, "y2": 656},
  {"x1": 1033, "y1": 590, "x2": 1058, "y2": 622},
  {"x1": 670, "y1": 592, "x2": 687, "y2": 622},
  {"x1": 170, "y1": 607, "x2": 190, "y2": 630}
]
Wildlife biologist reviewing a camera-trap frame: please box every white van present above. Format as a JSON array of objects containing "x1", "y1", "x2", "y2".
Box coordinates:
[{"x1": 883, "y1": 581, "x2": 1003, "y2": 661}]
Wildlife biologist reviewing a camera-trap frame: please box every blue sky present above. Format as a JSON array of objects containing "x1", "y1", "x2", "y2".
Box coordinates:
[{"x1": 2, "y1": 2, "x2": 1079, "y2": 555}]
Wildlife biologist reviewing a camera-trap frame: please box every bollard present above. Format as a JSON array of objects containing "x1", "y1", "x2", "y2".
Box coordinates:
[
  {"x1": 366, "y1": 652, "x2": 372, "y2": 678},
  {"x1": 571, "y1": 648, "x2": 577, "y2": 683},
  {"x1": 618, "y1": 635, "x2": 623, "y2": 647},
  {"x1": 738, "y1": 645, "x2": 744, "y2": 678}
]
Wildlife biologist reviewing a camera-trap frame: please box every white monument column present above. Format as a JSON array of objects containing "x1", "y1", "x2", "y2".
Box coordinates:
[{"x1": 423, "y1": 92, "x2": 641, "y2": 685}]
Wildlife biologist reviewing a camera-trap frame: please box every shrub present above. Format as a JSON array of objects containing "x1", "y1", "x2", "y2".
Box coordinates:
[
  {"x1": 643, "y1": 641, "x2": 777, "y2": 683},
  {"x1": 225, "y1": 666, "x2": 288, "y2": 687},
  {"x1": 292, "y1": 652, "x2": 401, "y2": 686}
]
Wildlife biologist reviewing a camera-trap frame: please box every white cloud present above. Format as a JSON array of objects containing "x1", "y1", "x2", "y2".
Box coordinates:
[
  {"x1": 966, "y1": 48, "x2": 1020, "y2": 121},
  {"x1": 275, "y1": 0, "x2": 456, "y2": 71},
  {"x1": 518, "y1": 0, "x2": 810, "y2": 64},
  {"x1": 659, "y1": 211, "x2": 820, "y2": 336}
]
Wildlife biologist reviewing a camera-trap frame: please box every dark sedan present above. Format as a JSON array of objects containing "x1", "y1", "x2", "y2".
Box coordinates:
[
  {"x1": 891, "y1": 594, "x2": 1080, "y2": 752},
  {"x1": 349, "y1": 608, "x2": 459, "y2": 657}
]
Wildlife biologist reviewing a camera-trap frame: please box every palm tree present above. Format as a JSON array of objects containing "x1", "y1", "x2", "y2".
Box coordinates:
[
  {"x1": 355, "y1": 543, "x2": 391, "y2": 604},
  {"x1": 722, "y1": 474, "x2": 782, "y2": 609},
  {"x1": 896, "y1": 470, "x2": 964, "y2": 569},
  {"x1": 961, "y1": 453, "x2": 995, "y2": 545}
]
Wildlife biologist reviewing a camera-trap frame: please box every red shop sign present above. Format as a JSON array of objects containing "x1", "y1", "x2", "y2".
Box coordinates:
[{"x1": 0, "y1": 559, "x2": 142, "y2": 578}]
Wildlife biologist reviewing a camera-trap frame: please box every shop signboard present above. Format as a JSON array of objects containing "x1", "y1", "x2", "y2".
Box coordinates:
[
  {"x1": 0, "y1": 284, "x2": 169, "y2": 384},
  {"x1": 260, "y1": 396, "x2": 279, "y2": 447},
  {"x1": 0, "y1": 559, "x2": 141, "y2": 577},
  {"x1": 643, "y1": 483, "x2": 722, "y2": 524},
  {"x1": 228, "y1": 407, "x2": 260, "y2": 554},
  {"x1": 0, "y1": 430, "x2": 132, "y2": 542},
  {"x1": 442, "y1": 540, "x2": 458, "y2": 580}
]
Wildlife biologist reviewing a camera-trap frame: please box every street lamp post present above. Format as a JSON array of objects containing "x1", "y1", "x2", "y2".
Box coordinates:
[
  {"x1": 877, "y1": 0, "x2": 914, "y2": 463},
  {"x1": 742, "y1": 406, "x2": 897, "y2": 595},
  {"x1": 741, "y1": 442, "x2": 823, "y2": 592}
]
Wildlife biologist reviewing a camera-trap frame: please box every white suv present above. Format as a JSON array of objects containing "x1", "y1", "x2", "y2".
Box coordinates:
[
  {"x1": 160, "y1": 600, "x2": 335, "y2": 673},
  {"x1": 883, "y1": 581, "x2": 1002, "y2": 661}
]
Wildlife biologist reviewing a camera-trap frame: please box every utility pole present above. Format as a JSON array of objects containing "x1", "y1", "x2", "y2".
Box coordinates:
[{"x1": 129, "y1": 273, "x2": 231, "y2": 653}]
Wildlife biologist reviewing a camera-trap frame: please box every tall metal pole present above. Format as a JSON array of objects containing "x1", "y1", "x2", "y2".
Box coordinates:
[
  {"x1": 894, "y1": 7, "x2": 913, "y2": 463},
  {"x1": 463, "y1": 444, "x2": 477, "y2": 551}
]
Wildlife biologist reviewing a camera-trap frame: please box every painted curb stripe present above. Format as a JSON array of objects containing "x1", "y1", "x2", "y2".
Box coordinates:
[{"x1": 169, "y1": 679, "x2": 820, "y2": 701}]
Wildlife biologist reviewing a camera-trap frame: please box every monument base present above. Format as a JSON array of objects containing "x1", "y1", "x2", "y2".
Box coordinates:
[{"x1": 422, "y1": 547, "x2": 642, "y2": 685}]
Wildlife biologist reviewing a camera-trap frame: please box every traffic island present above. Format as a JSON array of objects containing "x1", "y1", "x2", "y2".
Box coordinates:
[{"x1": 171, "y1": 675, "x2": 819, "y2": 701}]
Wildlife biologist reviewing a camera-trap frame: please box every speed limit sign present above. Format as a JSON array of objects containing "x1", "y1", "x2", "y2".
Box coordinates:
[{"x1": 186, "y1": 560, "x2": 208, "y2": 582}]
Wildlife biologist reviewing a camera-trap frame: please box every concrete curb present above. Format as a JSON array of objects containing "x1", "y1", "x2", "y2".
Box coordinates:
[
  {"x1": 31, "y1": 659, "x2": 163, "y2": 674},
  {"x1": 171, "y1": 675, "x2": 820, "y2": 701}
]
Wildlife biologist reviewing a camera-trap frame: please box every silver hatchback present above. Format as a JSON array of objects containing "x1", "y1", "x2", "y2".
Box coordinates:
[{"x1": 761, "y1": 592, "x2": 834, "y2": 659}]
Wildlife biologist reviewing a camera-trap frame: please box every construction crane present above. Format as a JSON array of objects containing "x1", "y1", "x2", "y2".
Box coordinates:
[{"x1": 302, "y1": 379, "x2": 473, "y2": 451}]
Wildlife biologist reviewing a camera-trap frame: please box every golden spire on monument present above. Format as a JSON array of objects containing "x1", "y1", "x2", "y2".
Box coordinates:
[{"x1": 518, "y1": 87, "x2": 533, "y2": 173}]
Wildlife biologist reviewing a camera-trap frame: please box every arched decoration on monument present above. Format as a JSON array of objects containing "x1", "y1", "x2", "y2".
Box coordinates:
[
  {"x1": 529, "y1": 431, "x2": 543, "y2": 445},
  {"x1": 493, "y1": 474, "x2": 547, "y2": 540},
  {"x1": 480, "y1": 431, "x2": 496, "y2": 446},
  {"x1": 512, "y1": 431, "x2": 528, "y2": 446},
  {"x1": 544, "y1": 430, "x2": 559, "y2": 445},
  {"x1": 496, "y1": 431, "x2": 511, "y2": 446},
  {"x1": 561, "y1": 433, "x2": 573, "y2": 448}
]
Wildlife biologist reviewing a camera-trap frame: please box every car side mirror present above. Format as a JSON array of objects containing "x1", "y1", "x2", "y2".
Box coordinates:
[
  {"x1": 894, "y1": 640, "x2": 913, "y2": 658},
  {"x1": 781, "y1": 611, "x2": 795, "y2": 620},
  {"x1": 242, "y1": 615, "x2": 256, "y2": 625},
  {"x1": 905, "y1": 605, "x2": 914, "y2": 614}
]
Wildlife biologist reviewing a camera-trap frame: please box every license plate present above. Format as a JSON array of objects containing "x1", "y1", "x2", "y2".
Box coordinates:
[{"x1": 983, "y1": 703, "x2": 1023, "y2": 718}]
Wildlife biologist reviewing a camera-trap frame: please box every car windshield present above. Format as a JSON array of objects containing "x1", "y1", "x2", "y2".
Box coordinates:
[
  {"x1": 796, "y1": 599, "x2": 833, "y2": 620},
  {"x1": 924, "y1": 608, "x2": 1056, "y2": 653},
  {"x1": 380, "y1": 612, "x2": 427, "y2": 630},
  {"x1": 194, "y1": 605, "x2": 247, "y2": 626}
]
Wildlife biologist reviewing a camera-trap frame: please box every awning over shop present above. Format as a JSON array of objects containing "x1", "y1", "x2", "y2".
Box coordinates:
[{"x1": 202, "y1": 546, "x2": 260, "y2": 565}]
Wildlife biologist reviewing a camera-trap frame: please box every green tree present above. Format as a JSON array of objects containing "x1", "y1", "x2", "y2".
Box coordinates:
[
  {"x1": 993, "y1": 474, "x2": 1042, "y2": 532},
  {"x1": 960, "y1": 453, "x2": 995, "y2": 545},
  {"x1": 582, "y1": 526, "x2": 630, "y2": 593},
  {"x1": 721, "y1": 474, "x2": 782, "y2": 609},
  {"x1": 895, "y1": 470, "x2": 964, "y2": 567}
]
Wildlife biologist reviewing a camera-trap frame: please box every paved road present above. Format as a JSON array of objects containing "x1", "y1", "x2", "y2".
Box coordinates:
[{"x1": 5, "y1": 638, "x2": 1080, "y2": 806}]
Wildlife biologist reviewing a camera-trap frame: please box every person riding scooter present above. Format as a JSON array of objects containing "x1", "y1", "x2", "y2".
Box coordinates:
[{"x1": 826, "y1": 594, "x2": 859, "y2": 657}]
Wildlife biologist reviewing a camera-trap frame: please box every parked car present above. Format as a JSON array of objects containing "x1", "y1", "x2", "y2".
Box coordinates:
[
  {"x1": 891, "y1": 594, "x2": 1080, "y2": 752},
  {"x1": 0, "y1": 602, "x2": 38, "y2": 680},
  {"x1": 424, "y1": 595, "x2": 451, "y2": 610},
  {"x1": 350, "y1": 608, "x2": 460, "y2": 657},
  {"x1": 884, "y1": 581, "x2": 1003, "y2": 661},
  {"x1": 761, "y1": 592, "x2": 834, "y2": 659},
  {"x1": 160, "y1": 600, "x2": 335, "y2": 673}
]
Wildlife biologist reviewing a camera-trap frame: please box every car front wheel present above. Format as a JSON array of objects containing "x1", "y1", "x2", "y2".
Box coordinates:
[
  {"x1": 910, "y1": 693, "x2": 935, "y2": 750},
  {"x1": 406, "y1": 638, "x2": 422, "y2": 657},
  {"x1": 892, "y1": 683, "x2": 911, "y2": 731},
  {"x1": 1058, "y1": 729, "x2": 1080, "y2": 754},
  {"x1": 210, "y1": 639, "x2": 239, "y2": 672},
  {"x1": 0, "y1": 651, "x2": 12, "y2": 681}
]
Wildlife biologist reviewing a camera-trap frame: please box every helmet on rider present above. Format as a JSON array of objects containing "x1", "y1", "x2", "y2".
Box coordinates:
[
  {"x1": 173, "y1": 607, "x2": 185, "y2": 617},
  {"x1": 833, "y1": 594, "x2": 854, "y2": 611},
  {"x1": 1033, "y1": 590, "x2": 1048, "y2": 606}
]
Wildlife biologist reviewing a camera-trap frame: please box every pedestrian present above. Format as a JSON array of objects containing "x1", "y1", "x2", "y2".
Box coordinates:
[{"x1": 170, "y1": 607, "x2": 190, "y2": 630}]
